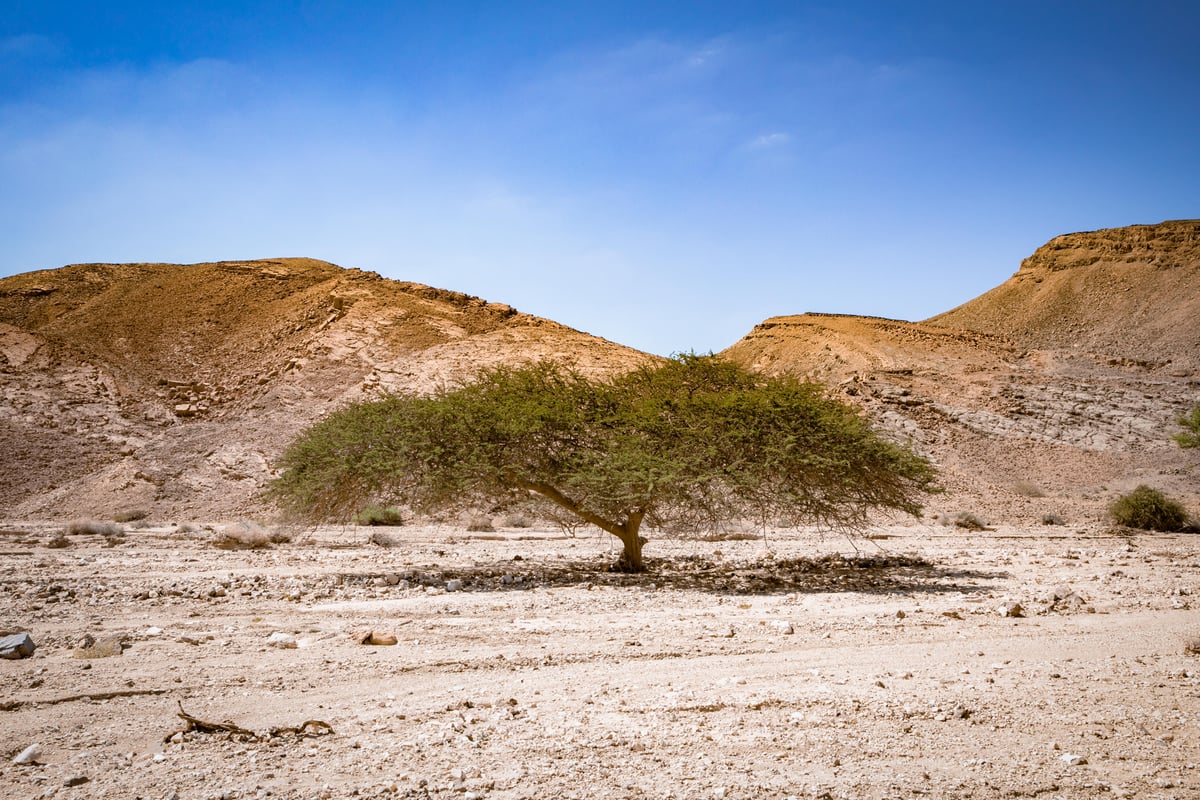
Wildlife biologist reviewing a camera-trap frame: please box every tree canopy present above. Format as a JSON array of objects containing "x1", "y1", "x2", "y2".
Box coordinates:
[{"x1": 270, "y1": 354, "x2": 937, "y2": 571}]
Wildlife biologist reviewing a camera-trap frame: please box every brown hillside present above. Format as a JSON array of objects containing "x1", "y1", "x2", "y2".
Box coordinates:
[
  {"x1": 724, "y1": 223, "x2": 1200, "y2": 526},
  {"x1": 930, "y1": 220, "x2": 1200, "y2": 373},
  {"x1": 0, "y1": 259, "x2": 652, "y2": 519}
]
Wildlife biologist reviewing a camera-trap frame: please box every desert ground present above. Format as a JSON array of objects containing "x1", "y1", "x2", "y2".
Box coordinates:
[{"x1": 2, "y1": 520, "x2": 1198, "y2": 800}]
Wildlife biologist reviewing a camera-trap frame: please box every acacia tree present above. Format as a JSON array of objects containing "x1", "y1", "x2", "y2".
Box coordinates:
[{"x1": 270, "y1": 354, "x2": 937, "y2": 571}]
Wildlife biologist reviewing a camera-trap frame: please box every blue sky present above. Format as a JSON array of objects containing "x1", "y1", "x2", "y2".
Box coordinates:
[{"x1": 3, "y1": 2, "x2": 1198, "y2": 355}]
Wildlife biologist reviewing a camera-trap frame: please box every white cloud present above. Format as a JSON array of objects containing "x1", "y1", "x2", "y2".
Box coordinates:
[{"x1": 746, "y1": 131, "x2": 791, "y2": 149}]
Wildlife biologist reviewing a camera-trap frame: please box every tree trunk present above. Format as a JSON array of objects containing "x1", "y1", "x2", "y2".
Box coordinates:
[{"x1": 612, "y1": 512, "x2": 646, "y2": 573}]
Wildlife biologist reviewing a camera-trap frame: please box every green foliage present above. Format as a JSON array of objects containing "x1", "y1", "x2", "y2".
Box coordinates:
[
  {"x1": 1175, "y1": 405, "x2": 1200, "y2": 449},
  {"x1": 270, "y1": 354, "x2": 937, "y2": 570},
  {"x1": 1108, "y1": 485, "x2": 1191, "y2": 532}
]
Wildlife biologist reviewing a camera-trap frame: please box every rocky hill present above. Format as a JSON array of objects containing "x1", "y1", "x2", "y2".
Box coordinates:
[
  {"x1": 0, "y1": 259, "x2": 651, "y2": 520},
  {"x1": 724, "y1": 221, "x2": 1200, "y2": 526}
]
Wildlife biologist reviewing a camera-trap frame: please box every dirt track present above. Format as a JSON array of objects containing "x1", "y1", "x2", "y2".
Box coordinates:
[{"x1": 2, "y1": 522, "x2": 1198, "y2": 799}]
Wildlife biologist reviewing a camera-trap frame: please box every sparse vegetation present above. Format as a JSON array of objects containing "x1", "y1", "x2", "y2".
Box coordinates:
[
  {"x1": 1175, "y1": 405, "x2": 1200, "y2": 448},
  {"x1": 466, "y1": 516, "x2": 496, "y2": 532},
  {"x1": 953, "y1": 512, "x2": 989, "y2": 531},
  {"x1": 46, "y1": 531, "x2": 72, "y2": 548},
  {"x1": 113, "y1": 508, "x2": 149, "y2": 523},
  {"x1": 271, "y1": 355, "x2": 936, "y2": 572},
  {"x1": 66, "y1": 519, "x2": 124, "y2": 537},
  {"x1": 1011, "y1": 481, "x2": 1047, "y2": 498},
  {"x1": 1108, "y1": 485, "x2": 1191, "y2": 532},
  {"x1": 1185, "y1": 634, "x2": 1200, "y2": 657},
  {"x1": 211, "y1": 521, "x2": 286, "y2": 550},
  {"x1": 353, "y1": 505, "x2": 405, "y2": 526},
  {"x1": 1041, "y1": 513, "x2": 1065, "y2": 526}
]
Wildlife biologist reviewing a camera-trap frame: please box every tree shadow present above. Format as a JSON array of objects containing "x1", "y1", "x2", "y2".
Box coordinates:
[{"x1": 398, "y1": 552, "x2": 1008, "y2": 597}]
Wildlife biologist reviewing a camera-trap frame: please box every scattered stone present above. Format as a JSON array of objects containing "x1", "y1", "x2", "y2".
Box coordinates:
[
  {"x1": 0, "y1": 632, "x2": 36, "y2": 659},
  {"x1": 998, "y1": 601, "x2": 1024, "y2": 618},
  {"x1": 383, "y1": 574, "x2": 401, "y2": 586},
  {"x1": 894, "y1": 610, "x2": 906, "y2": 620},
  {"x1": 12, "y1": 743, "x2": 43, "y2": 764},
  {"x1": 446, "y1": 579, "x2": 464, "y2": 592},
  {"x1": 266, "y1": 632, "x2": 298, "y2": 649},
  {"x1": 1060, "y1": 753, "x2": 1087, "y2": 766},
  {"x1": 770, "y1": 620, "x2": 794, "y2": 634},
  {"x1": 355, "y1": 630, "x2": 398, "y2": 646},
  {"x1": 63, "y1": 775, "x2": 89, "y2": 787}
]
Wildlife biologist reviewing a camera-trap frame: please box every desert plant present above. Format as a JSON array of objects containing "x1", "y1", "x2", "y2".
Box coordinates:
[
  {"x1": 1175, "y1": 405, "x2": 1200, "y2": 448},
  {"x1": 46, "y1": 532, "x2": 72, "y2": 548},
  {"x1": 503, "y1": 513, "x2": 534, "y2": 529},
  {"x1": 1011, "y1": 481, "x2": 1047, "y2": 498},
  {"x1": 353, "y1": 505, "x2": 405, "y2": 526},
  {"x1": 1041, "y1": 513, "x2": 1065, "y2": 526},
  {"x1": 112, "y1": 508, "x2": 149, "y2": 523},
  {"x1": 211, "y1": 521, "x2": 275, "y2": 550},
  {"x1": 953, "y1": 512, "x2": 988, "y2": 531},
  {"x1": 1108, "y1": 485, "x2": 1190, "y2": 532},
  {"x1": 466, "y1": 516, "x2": 496, "y2": 532},
  {"x1": 66, "y1": 519, "x2": 123, "y2": 537},
  {"x1": 1185, "y1": 634, "x2": 1200, "y2": 657},
  {"x1": 270, "y1": 354, "x2": 937, "y2": 572}
]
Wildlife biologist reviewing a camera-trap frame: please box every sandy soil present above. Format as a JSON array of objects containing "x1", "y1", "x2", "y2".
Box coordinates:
[{"x1": 2, "y1": 522, "x2": 1198, "y2": 799}]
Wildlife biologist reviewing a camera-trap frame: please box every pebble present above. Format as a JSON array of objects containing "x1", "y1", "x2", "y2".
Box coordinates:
[
  {"x1": 771, "y1": 620, "x2": 794, "y2": 634},
  {"x1": 266, "y1": 632, "x2": 298, "y2": 649},
  {"x1": 63, "y1": 775, "x2": 89, "y2": 787},
  {"x1": 446, "y1": 579, "x2": 463, "y2": 592},
  {"x1": 13, "y1": 743, "x2": 43, "y2": 764},
  {"x1": 1060, "y1": 753, "x2": 1087, "y2": 766}
]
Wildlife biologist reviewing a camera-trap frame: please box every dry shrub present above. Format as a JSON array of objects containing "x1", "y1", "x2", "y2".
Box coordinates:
[
  {"x1": 353, "y1": 505, "x2": 404, "y2": 526},
  {"x1": 1185, "y1": 634, "x2": 1200, "y2": 657},
  {"x1": 72, "y1": 635, "x2": 126, "y2": 659},
  {"x1": 113, "y1": 508, "x2": 149, "y2": 523},
  {"x1": 211, "y1": 521, "x2": 275, "y2": 550},
  {"x1": 503, "y1": 513, "x2": 534, "y2": 529},
  {"x1": 1011, "y1": 481, "x2": 1047, "y2": 498},
  {"x1": 466, "y1": 517, "x2": 496, "y2": 532},
  {"x1": 1041, "y1": 513, "x2": 1065, "y2": 526},
  {"x1": 694, "y1": 531, "x2": 762, "y2": 542},
  {"x1": 953, "y1": 512, "x2": 989, "y2": 531},
  {"x1": 67, "y1": 519, "x2": 123, "y2": 537},
  {"x1": 177, "y1": 522, "x2": 201, "y2": 533},
  {"x1": 367, "y1": 530, "x2": 397, "y2": 547},
  {"x1": 46, "y1": 532, "x2": 73, "y2": 549}
]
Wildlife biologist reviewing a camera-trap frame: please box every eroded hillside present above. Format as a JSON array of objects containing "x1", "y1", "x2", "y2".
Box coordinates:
[
  {"x1": 724, "y1": 221, "x2": 1200, "y2": 526},
  {"x1": 0, "y1": 259, "x2": 652, "y2": 519}
]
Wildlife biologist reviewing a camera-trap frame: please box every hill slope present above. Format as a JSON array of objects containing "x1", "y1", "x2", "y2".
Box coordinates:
[
  {"x1": 724, "y1": 221, "x2": 1200, "y2": 525},
  {"x1": 0, "y1": 258, "x2": 651, "y2": 519}
]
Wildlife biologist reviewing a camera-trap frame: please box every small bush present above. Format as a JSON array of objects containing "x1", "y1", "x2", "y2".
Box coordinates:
[
  {"x1": 367, "y1": 530, "x2": 397, "y2": 547},
  {"x1": 503, "y1": 513, "x2": 534, "y2": 529},
  {"x1": 466, "y1": 516, "x2": 495, "y2": 532},
  {"x1": 953, "y1": 512, "x2": 989, "y2": 531},
  {"x1": 353, "y1": 505, "x2": 404, "y2": 526},
  {"x1": 66, "y1": 519, "x2": 123, "y2": 537},
  {"x1": 1041, "y1": 513, "x2": 1065, "y2": 526},
  {"x1": 211, "y1": 521, "x2": 275, "y2": 550},
  {"x1": 46, "y1": 532, "x2": 73, "y2": 548},
  {"x1": 177, "y1": 522, "x2": 201, "y2": 533},
  {"x1": 113, "y1": 508, "x2": 149, "y2": 523},
  {"x1": 1174, "y1": 405, "x2": 1200, "y2": 449},
  {"x1": 1185, "y1": 634, "x2": 1200, "y2": 657},
  {"x1": 1108, "y1": 485, "x2": 1190, "y2": 532},
  {"x1": 1011, "y1": 481, "x2": 1047, "y2": 498}
]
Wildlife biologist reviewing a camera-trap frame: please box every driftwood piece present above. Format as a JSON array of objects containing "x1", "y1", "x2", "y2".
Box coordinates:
[{"x1": 167, "y1": 701, "x2": 333, "y2": 743}]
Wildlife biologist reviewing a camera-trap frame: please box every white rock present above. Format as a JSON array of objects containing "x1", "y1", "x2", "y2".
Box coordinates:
[
  {"x1": 446, "y1": 579, "x2": 463, "y2": 592},
  {"x1": 1060, "y1": 753, "x2": 1087, "y2": 766},
  {"x1": 13, "y1": 743, "x2": 43, "y2": 764},
  {"x1": 266, "y1": 632, "x2": 297, "y2": 649},
  {"x1": 770, "y1": 620, "x2": 795, "y2": 634}
]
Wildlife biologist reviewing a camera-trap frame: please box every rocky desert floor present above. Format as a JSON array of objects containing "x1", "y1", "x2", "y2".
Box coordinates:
[{"x1": 2, "y1": 520, "x2": 1199, "y2": 800}]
